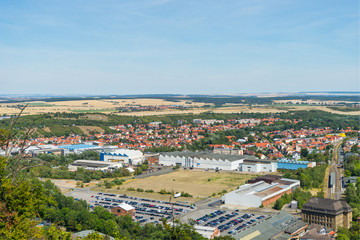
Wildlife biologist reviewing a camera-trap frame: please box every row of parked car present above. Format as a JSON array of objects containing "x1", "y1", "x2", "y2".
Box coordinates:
[
  {"x1": 228, "y1": 215, "x2": 266, "y2": 234},
  {"x1": 195, "y1": 210, "x2": 227, "y2": 224},
  {"x1": 96, "y1": 192, "x2": 193, "y2": 208},
  {"x1": 205, "y1": 212, "x2": 239, "y2": 227},
  {"x1": 94, "y1": 195, "x2": 189, "y2": 213},
  {"x1": 116, "y1": 194, "x2": 193, "y2": 208},
  {"x1": 93, "y1": 193, "x2": 192, "y2": 224}
]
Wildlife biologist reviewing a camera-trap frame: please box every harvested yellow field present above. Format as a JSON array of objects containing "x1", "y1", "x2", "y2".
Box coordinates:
[
  {"x1": 0, "y1": 98, "x2": 358, "y2": 116},
  {"x1": 288, "y1": 106, "x2": 360, "y2": 116},
  {"x1": 0, "y1": 98, "x2": 208, "y2": 116},
  {"x1": 273, "y1": 99, "x2": 357, "y2": 105},
  {"x1": 95, "y1": 170, "x2": 256, "y2": 199}
]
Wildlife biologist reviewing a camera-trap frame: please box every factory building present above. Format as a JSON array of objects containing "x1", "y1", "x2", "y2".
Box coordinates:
[
  {"x1": 68, "y1": 160, "x2": 123, "y2": 171},
  {"x1": 159, "y1": 151, "x2": 277, "y2": 172},
  {"x1": 301, "y1": 198, "x2": 352, "y2": 229},
  {"x1": 58, "y1": 143, "x2": 118, "y2": 155},
  {"x1": 193, "y1": 119, "x2": 224, "y2": 125},
  {"x1": 58, "y1": 144, "x2": 102, "y2": 155},
  {"x1": 222, "y1": 178, "x2": 300, "y2": 207},
  {"x1": 100, "y1": 149, "x2": 144, "y2": 165},
  {"x1": 239, "y1": 160, "x2": 277, "y2": 173},
  {"x1": 233, "y1": 211, "x2": 307, "y2": 240},
  {"x1": 277, "y1": 159, "x2": 316, "y2": 170}
]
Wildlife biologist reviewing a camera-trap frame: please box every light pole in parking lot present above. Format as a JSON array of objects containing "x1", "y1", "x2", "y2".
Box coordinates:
[{"x1": 169, "y1": 190, "x2": 176, "y2": 239}]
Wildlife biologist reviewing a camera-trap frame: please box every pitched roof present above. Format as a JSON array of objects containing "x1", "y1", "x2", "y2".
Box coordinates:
[{"x1": 302, "y1": 198, "x2": 352, "y2": 215}]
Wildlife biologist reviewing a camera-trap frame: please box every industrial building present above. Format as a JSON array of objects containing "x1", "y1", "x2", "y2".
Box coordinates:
[
  {"x1": 193, "y1": 119, "x2": 224, "y2": 125},
  {"x1": 68, "y1": 160, "x2": 123, "y2": 171},
  {"x1": 100, "y1": 149, "x2": 144, "y2": 165},
  {"x1": 239, "y1": 160, "x2": 277, "y2": 173},
  {"x1": 58, "y1": 143, "x2": 118, "y2": 155},
  {"x1": 222, "y1": 178, "x2": 300, "y2": 207},
  {"x1": 301, "y1": 198, "x2": 352, "y2": 229},
  {"x1": 159, "y1": 151, "x2": 277, "y2": 172},
  {"x1": 247, "y1": 175, "x2": 281, "y2": 184},
  {"x1": 277, "y1": 159, "x2": 316, "y2": 170},
  {"x1": 233, "y1": 211, "x2": 307, "y2": 240},
  {"x1": 24, "y1": 144, "x2": 61, "y2": 156}
]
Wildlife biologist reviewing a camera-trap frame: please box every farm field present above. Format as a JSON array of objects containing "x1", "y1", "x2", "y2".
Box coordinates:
[
  {"x1": 0, "y1": 98, "x2": 209, "y2": 116},
  {"x1": 93, "y1": 170, "x2": 256, "y2": 200},
  {"x1": 0, "y1": 98, "x2": 358, "y2": 116}
]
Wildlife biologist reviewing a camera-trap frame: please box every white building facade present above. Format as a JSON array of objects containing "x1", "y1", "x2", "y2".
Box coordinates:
[
  {"x1": 100, "y1": 149, "x2": 144, "y2": 165},
  {"x1": 159, "y1": 151, "x2": 278, "y2": 172},
  {"x1": 222, "y1": 178, "x2": 300, "y2": 208}
]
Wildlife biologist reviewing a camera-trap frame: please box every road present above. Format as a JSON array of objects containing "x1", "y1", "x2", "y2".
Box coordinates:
[{"x1": 327, "y1": 141, "x2": 343, "y2": 200}]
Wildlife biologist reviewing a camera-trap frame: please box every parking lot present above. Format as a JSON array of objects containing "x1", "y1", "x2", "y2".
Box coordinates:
[
  {"x1": 92, "y1": 192, "x2": 194, "y2": 225},
  {"x1": 66, "y1": 188, "x2": 270, "y2": 237},
  {"x1": 184, "y1": 208, "x2": 268, "y2": 236}
]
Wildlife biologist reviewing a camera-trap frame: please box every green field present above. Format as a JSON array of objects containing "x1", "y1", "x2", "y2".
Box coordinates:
[
  {"x1": 28, "y1": 102, "x2": 58, "y2": 107},
  {"x1": 71, "y1": 109, "x2": 116, "y2": 113}
]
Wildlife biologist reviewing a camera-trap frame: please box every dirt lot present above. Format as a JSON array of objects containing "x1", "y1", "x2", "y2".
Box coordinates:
[
  {"x1": 94, "y1": 170, "x2": 255, "y2": 199},
  {"x1": 48, "y1": 179, "x2": 100, "y2": 193},
  {"x1": 77, "y1": 126, "x2": 105, "y2": 135}
]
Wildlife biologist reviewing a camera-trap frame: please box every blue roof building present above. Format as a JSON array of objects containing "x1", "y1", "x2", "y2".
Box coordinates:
[
  {"x1": 58, "y1": 144, "x2": 98, "y2": 151},
  {"x1": 277, "y1": 159, "x2": 314, "y2": 170}
]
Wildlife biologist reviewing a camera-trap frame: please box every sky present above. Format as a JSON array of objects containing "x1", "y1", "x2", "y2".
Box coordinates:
[{"x1": 0, "y1": 0, "x2": 359, "y2": 95}]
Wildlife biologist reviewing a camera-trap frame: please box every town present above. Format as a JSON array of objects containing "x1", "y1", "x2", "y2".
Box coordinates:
[{"x1": 1, "y1": 111, "x2": 359, "y2": 240}]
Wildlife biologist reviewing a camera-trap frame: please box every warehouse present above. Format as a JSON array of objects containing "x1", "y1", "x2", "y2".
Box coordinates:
[
  {"x1": 68, "y1": 160, "x2": 123, "y2": 171},
  {"x1": 58, "y1": 144, "x2": 101, "y2": 155},
  {"x1": 159, "y1": 151, "x2": 277, "y2": 172},
  {"x1": 239, "y1": 160, "x2": 277, "y2": 173},
  {"x1": 159, "y1": 151, "x2": 245, "y2": 171},
  {"x1": 100, "y1": 149, "x2": 144, "y2": 165},
  {"x1": 277, "y1": 159, "x2": 316, "y2": 170},
  {"x1": 222, "y1": 178, "x2": 300, "y2": 207},
  {"x1": 233, "y1": 211, "x2": 307, "y2": 240}
]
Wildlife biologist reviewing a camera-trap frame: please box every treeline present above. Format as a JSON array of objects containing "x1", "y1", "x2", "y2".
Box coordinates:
[
  {"x1": 280, "y1": 164, "x2": 328, "y2": 189},
  {"x1": 344, "y1": 155, "x2": 360, "y2": 177},
  {"x1": 36, "y1": 151, "x2": 100, "y2": 166},
  {"x1": 273, "y1": 188, "x2": 321, "y2": 210},
  {"x1": 1, "y1": 156, "x2": 232, "y2": 239},
  {"x1": 1, "y1": 110, "x2": 359, "y2": 138},
  {"x1": 30, "y1": 166, "x2": 131, "y2": 182},
  {"x1": 339, "y1": 179, "x2": 360, "y2": 240}
]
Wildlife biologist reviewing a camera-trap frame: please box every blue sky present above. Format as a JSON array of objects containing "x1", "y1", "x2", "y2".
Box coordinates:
[{"x1": 0, "y1": 0, "x2": 358, "y2": 94}]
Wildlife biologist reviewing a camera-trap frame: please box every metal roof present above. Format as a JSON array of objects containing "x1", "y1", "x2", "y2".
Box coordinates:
[
  {"x1": 58, "y1": 144, "x2": 98, "y2": 151},
  {"x1": 233, "y1": 211, "x2": 302, "y2": 240},
  {"x1": 161, "y1": 151, "x2": 246, "y2": 162}
]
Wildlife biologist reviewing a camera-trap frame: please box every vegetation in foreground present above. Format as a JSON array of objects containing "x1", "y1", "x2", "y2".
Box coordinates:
[{"x1": 0, "y1": 126, "x2": 234, "y2": 239}]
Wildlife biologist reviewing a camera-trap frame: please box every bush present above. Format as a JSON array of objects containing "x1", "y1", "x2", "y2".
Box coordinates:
[
  {"x1": 136, "y1": 188, "x2": 144, "y2": 192},
  {"x1": 158, "y1": 189, "x2": 168, "y2": 195},
  {"x1": 181, "y1": 191, "x2": 193, "y2": 198}
]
